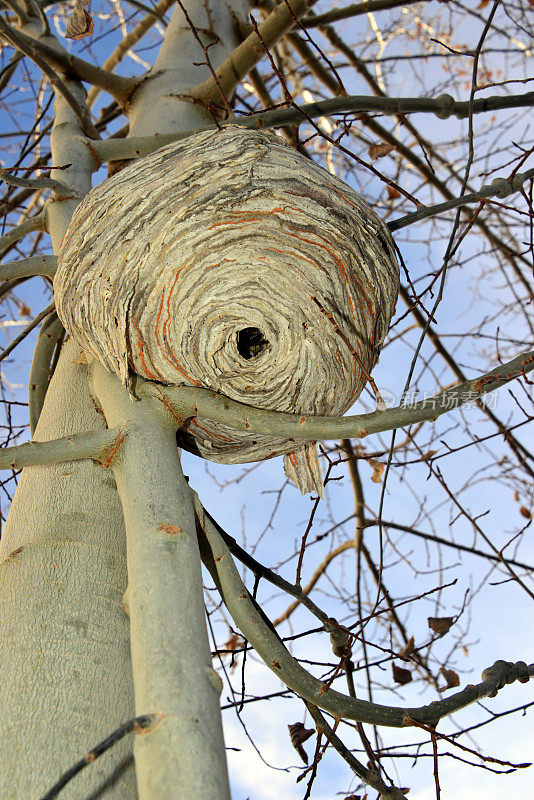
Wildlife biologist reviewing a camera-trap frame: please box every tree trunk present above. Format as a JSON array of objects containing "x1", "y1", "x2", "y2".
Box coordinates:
[{"x1": 0, "y1": 2, "x2": 248, "y2": 798}]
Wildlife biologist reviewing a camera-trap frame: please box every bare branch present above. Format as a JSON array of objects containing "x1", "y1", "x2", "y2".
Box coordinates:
[
  {"x1": 0, "y1": 17, "x2": 101, "y2": 139},
  {"x1": 86, "y1": 0, "x2": 174, "y2": 108},
  {"x1": 199, "y1": 496, "x2": 534, "y2": 726},
  {"x1": 192, "y1": 0, "x2": 311, "y2": 104},
  {"x1": 37, "y1": 715, "x2": 159, "y2": 800},
  {"x1": 0, "y1": 167, "x2": 72, "y2": 194},
  {"x1": 0, "y1": 210, "x2": 48, "y2": 255},
  {"x1": 390, "y1": 167, "x2": 534, "y2": 231},
  {"x1": 145, "y1": 349, "x2": 534, "y2": 443},
  {"x1": 0, "y1": 19, "x2": 134, "y2": 100},
  {"x1": 0, "y1": 426, "x2": 120, "y2": 469},
  {"x1": 0, "y1": 302, "x2": 55, "y2": 363},
  {"x1": 0, "y1": 254, "x2": 56, "y2": 281},
  {"x1": 88, "y1": 89, "x2": 534, "y2": 162},
  {"x1": 304, "y1": 701, "x2": 407, "y2": 799},
  {"x1": 302, "y1": 0, "x2": 422, "y2": 28},
  {"x1": 29, "y1": 311, "x2": 64, "y2": 436}
]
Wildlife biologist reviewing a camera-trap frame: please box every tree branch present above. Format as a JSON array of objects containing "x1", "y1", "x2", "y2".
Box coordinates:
[
  {"x1": 301, "y1": 0, "x2": 421, "y2": 28},
  {"x1": 199, "y1": 497, "x2": 534, "y2": 726},
  {"x1": 29, "y1": 311, "x2": 64, "y2": 436},
  {"x1": 0, "y1": 166, "x2": 71, "y2": 194},
  {"x1": 187, "y1": 0, "x2": 312, "y2": 103},
  {"x1": 0, "y1": 19, "x2": 134, "y2": 101},
  {"x1": 192, "y1": 492, "x2": 333, "y2": 627},
  {"x1": 0, "y1": 302, "x2": 55, "y2": 363},
  {"x1": 36, "y1": 715, "x2": 159, "y2": 800},
  {"x1": 0, "y1": 210, "x2": 48, "y2": 256},
  {"x1": 389, "y1": 167, "x2": 534, "y2": 231},
  {"x1": 145, "y1": 349, "x2": 534, "y2": 443},
  {"x1": 0, "y1": 254, "x2": 57, "y2": 281},
  {"x1": 0, "y1": 18, "x2": 101, "y2": 138},
  {"x1": 86, "y1": 0, "x2": 173, "y2": 108},
  {"x1": 88, "y1": 89, "x2": 534, "y2": 162},
  {"x1": 0, "y1": 426, "x2": 120, "y2": 469},
  {"x1": 304, "y1": 701, "x2": 407, "y2": 799}
]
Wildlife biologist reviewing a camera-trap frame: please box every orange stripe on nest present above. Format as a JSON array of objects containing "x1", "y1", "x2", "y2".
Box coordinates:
[
  {"x1": 209, "y1": 218, "x2": 264, "y2": 229},
  {"x1": 154, "y1": 289, "x2": 166, "y2": 355},
  {"x1": 161, "y1": 269, "x2": 203, "y2": 386},
  {"x1": 314, "y1": 232, "x2": 374, "y2": 318},
  {"x1": 208, "y1": 207, "x2": 302, "y2": 230},
  {"x1": 334, "y1": 349, "x2": 346, "y2": 381},
  {"x1": 191, "y1": 418, "x2": 233, "y2": 442},
  {"x1": 286, "y1": 232, "x2": 357, "y2": 320},
  {"x1": 131, "y1": 314, "x2": 161, "y2": 380},
  {"x1": 164, "y1": 341, "x2": 202, "y2": 386},
  {"x1": 154, "y1": 283, "x2": 201, "y2": 386},
  {"x1": 265, "y1": 247, "x2": 316, "y2": 266},
  {"x1": 331, "y1": 186, "x2": 358, "y2": 209}
]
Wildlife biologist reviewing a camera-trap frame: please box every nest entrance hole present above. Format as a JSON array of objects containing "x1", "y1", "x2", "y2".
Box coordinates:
[{"x1": 236, "y1": 327, "x2": 269, "y2": 360}]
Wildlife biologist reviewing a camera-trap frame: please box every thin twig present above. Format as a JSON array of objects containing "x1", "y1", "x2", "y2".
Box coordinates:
[
  {"x1": 0, "y1": 302, "x2": 55, "y2": 363},
  {"x1": 37, "y1": 715, "x2": 159, "y2": 800}
]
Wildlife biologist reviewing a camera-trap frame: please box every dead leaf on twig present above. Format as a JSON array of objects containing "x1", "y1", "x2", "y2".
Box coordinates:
[
  {"x1": 65, "y1": 0, "x2": 94, "y2": 40},
  {"x1": 367, "y1": 458, "x2": 385, "y2": 483},
  {"x1": 392, "y1": 663, "x2": 412, "y2": 685},
  {"x1": 223, "y1": 632, "x2": 244, "y2": 672},
  {"x1": 440, "y1": 667, "x2": 460, "y2": 689},
  {"x1": 419, "y1": 450, "x2": 438, "y2": 462},
  {"x1": 368, "y1": 142, "x2": 396, "y2": 160},
  {"x1": 398, "y1": 635, "x2": 415, "y2": 661},
  {"x1": 428, "y1": 616, "x2": 454, "y2": 636},
  {"x1": 288, "y1": 721, "x2": 315, "y2": 764}
]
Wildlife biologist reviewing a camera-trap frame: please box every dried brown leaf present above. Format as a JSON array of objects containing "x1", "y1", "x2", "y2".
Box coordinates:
[
  {"x1": 367, "y1": 458, "x2": 385, "y2": 483},
  {"x1": 519, "y1": 506, "x2": 532, "y2": 519},
  {"x1": 18, "y1": 302, "x2": 31, "y2": 317},
  {"x1": 224, "y1": 632, "x2": 243, "y2": 652},
  {"x1": 428, "y1": 616, "x2": 454, "y2": 636},
  {"x1": 386, "y1": 185, "x2": 401, "y2": 200},
  {"x1": 392, "y1": 663, "x2": 413, "y2": 685},
  {"x1": 65, "y1": 0, "x2": 94, "y2": 40},
  {"x1": 368, "y1": 142, "x2": 396, "y2": 160},
  {"x1": 513, "y1": 490, "x2": 520, "y2": 502},
  {"x1": 419, "y1": 449, "x2": 438, "y2": 462},
  {"x1": 288, "y1": 722, "x2": 314, "y2": 764},
  {"x1": 440, "y1": 667, "x2": 460, "y2": 688},
  {"x1": 398, "y1": 635, "x2": 415, "y2": 661},
  {"x1": 224, "y1": 632, "x2": 244, "y2": 672}
]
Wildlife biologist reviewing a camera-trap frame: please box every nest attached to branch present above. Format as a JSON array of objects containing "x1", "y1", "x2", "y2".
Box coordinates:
[{"x1": 55, "y1": 127, "x2": 399, "y2": 496}]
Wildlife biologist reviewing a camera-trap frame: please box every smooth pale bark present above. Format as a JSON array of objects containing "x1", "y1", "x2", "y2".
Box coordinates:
[
  {"x1": 0, "y1": 19, "x2": 136, "y2": 800},
  {"x1": 90, "y1": 362, "x2": 230, "y2": 800},
  {"x1": 0, "y1": 339, "x2": 136, "y2": 800},
  {"x1": 127, "y1": 0, "x2": 250, "y2": 136}
]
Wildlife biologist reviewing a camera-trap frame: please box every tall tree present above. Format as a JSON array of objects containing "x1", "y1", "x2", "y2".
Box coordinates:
[{"x1": 0, "y1": 1, "x2": 532, "y2": 799}]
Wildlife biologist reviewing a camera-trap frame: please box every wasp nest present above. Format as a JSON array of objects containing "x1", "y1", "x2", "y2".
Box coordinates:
[{"x1": 54, "y1": 127, "x2": 399, "y2": 496}]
